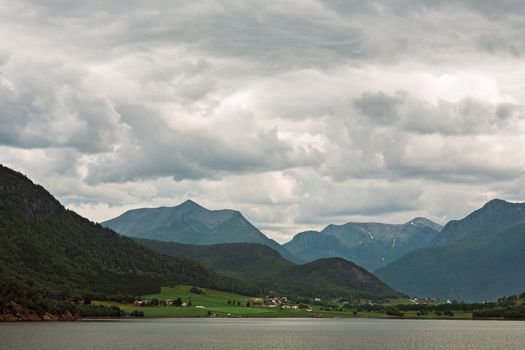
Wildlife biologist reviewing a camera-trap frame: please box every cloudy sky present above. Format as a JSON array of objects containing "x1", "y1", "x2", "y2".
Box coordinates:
[{"x1": 1, "y1": 1, "x2": 525, "y2": 242}]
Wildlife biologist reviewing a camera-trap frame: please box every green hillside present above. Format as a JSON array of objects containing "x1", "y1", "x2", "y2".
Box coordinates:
[
  {"x1": 0, "y1": 165, "x2": 254, "y2": 318},
  {"x1": 135, "y1": 240, "x2": 294, "y2": 288}
]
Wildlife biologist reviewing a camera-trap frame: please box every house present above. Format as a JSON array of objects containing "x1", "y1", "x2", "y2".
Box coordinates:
[
  {"x1": 132, "y1": 300, "x2": 151, "y2": 307},
  {"x1": 266, "y1": 296, "x2": 288, "y2": 305},
  {"x1": 132, "y1": 301, "x2": 143, "y2": 308}
]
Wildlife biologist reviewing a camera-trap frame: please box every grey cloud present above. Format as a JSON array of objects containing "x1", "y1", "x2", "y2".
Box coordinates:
[
  {"x1": 353, "y1": 91, "x2": 519, "y2": 135},
  {"x1": 85, "y1": 104, "x2": 322, "y2": 183},
  {"x1": 0, "y1": 59, "x2": 128, "y2": 153},
  {"x1": 353, "y1": 91, "x2": 405, "y2": 124}
]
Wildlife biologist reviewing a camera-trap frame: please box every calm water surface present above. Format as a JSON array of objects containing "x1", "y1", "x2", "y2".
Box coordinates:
[{"x1": 2, "y1": 318, "x2": 525, "y2": 350}]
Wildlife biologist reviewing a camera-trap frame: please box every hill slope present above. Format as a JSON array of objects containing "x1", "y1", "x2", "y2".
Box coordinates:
[
  {"x1": 103, "y1": 201, "x2": 300, "y2": 263},
  {"x1": 377, "y1": 223, "x2": 525, "y2": 302},
  {"x1": 135, "y1": 240, "x2": 294, "y2": 288},
  {"x1": 0, "y1": 165, "x2": 253, "y2": 316},
  {"x1": 136, "y1": 239, "x2": 402, "y2": 300},
  {"x1": 276, "y1": 258, "x2": 400, "y2": 300},
  {"x1": 376, "y1": 200, "x2": 525, "y2": 302},
  {"x1": 285, "y1": 218, "x2": 441, "y2": 270}
]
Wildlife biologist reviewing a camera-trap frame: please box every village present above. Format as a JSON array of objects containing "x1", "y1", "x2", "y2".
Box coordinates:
[{"x1": 131, "y1": 294, "x2": 315, "y2": 313}]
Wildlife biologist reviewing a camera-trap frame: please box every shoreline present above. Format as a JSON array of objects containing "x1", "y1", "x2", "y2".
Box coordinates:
[{"x1": 2, "y1": 314, "x2": 517, "y2": 323}]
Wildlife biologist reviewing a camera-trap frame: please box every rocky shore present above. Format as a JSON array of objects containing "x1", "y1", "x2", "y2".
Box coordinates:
[{"x1": 0, "y1": 305, "x2": 78, "y2": 322}]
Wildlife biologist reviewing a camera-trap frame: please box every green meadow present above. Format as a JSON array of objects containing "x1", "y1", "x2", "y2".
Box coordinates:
[{"x1": 94, "y1": 285, "x2": 472, "y2": 319}]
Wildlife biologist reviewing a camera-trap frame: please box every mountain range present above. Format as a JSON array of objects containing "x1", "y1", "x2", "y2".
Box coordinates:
[
  {"x1": 103, "y1": 201, "x2": 301, "y2": 263},
  {"x1": 3, "y1": 160, "x2": 525, "y2": 317},
  {"x1": 0, "y1": 164, "x2": 400, "y2": 319},
  {"x1": 285, "y1": 217, "x2": 442, "y2": 270},
  {"x1": 377, "y1": 199, "x2": 525, "y2": 301},
  {"x1": 104, "y1": 195, "x2": 525, "y2": 302}
]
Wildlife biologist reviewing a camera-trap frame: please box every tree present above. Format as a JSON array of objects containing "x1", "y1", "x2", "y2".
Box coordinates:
[
  {"x1": 190, "y1": 286, "x2": 203, "y2": 294},
  {"x1": 175, "y1": 298, "x2": 183, "y2": 307},
  {"x1": 246, "y1": 302, "x2": 251, "y2": 308}
]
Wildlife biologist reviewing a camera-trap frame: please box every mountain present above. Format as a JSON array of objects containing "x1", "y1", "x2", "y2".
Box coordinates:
[
  {"x1": 103, "y1": 201, "x2": 301, "y2": 263},
  {"x1": 285, "y1": 217, "x2": 442, "y2": 270},
  {"x1": 276, "y1": 257, "x2": 401, "y2": 300},
  {"x1": 376, "y1": 200, "x2": 525, "y2": 302},
  {"x1": 0, "y1": 165, "x2": 253, "y2": 317},
  {"x1": 432, "y1": 199, "x2": 525, "y2": 246},
  {"x1": 135, "y1": 239, "x2": 402, "y2": 300}
]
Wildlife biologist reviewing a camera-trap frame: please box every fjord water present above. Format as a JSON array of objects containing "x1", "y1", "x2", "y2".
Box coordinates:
[{"x1": 3, "y1": 319, "x2": 525, "y2": 350}]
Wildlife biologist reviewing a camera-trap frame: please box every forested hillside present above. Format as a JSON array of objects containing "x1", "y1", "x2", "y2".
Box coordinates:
[{"x1": 0, "y1": 165, "x2": 254, "y2": 318}]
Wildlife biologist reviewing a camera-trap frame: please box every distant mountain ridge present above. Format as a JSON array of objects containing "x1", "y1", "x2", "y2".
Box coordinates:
[
  {"x1": 377, "y1": 199, "x2": 525, "y2": 301},
  {"x1": 285, "y1": 217, "x2": 442, "y2": 270},
  {"x1": 103, "y1": 200, "x2": 301, "y2": 263}
]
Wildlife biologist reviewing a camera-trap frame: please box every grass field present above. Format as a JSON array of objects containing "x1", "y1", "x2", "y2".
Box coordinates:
[{"x1": 94, "y1": 285, "x2": 473, "y2": 319}]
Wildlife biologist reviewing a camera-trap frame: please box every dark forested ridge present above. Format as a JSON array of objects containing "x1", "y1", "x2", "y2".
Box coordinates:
[
  {"x1": 0, "y1": 165, "x2": 254, "y2": 319},
  {"x1": 134, "y1": 240, "x2": 295, "y2": 288},
  {"x1": 136, "y1": 239, "x2": 402, "y2": 300}
]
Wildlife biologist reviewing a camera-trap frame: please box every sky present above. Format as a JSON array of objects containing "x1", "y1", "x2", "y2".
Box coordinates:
[{"x1": 1, "y1": 0, "x2": 525, "y2": 242}]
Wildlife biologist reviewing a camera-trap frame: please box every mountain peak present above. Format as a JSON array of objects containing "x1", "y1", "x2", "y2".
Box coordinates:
[
  {"x1": 178, "y1": 199, "x2": 204, "y2": 208},
  {"x1": 432, "y1": 198, "x2": 525, "y2": 247},
  {"x1": 406, "y1": 217, "x2": 443, "y2": 231},
  {"x1": 174, "y1": 199, "x2": 209, "y2": 213},
  {"x1": 482, "y1": 198, "x2": 511, "y2": 208}
]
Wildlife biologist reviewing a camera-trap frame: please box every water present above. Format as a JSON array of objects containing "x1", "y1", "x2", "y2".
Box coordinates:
[{"x1": 2, "y1": 318, "x2": 525, "y2": 350}]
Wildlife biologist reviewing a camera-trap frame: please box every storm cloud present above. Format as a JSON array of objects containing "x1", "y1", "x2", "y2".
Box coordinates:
[{"x1": 1, "y1": 0, "x2": 524, "y2": 241}]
